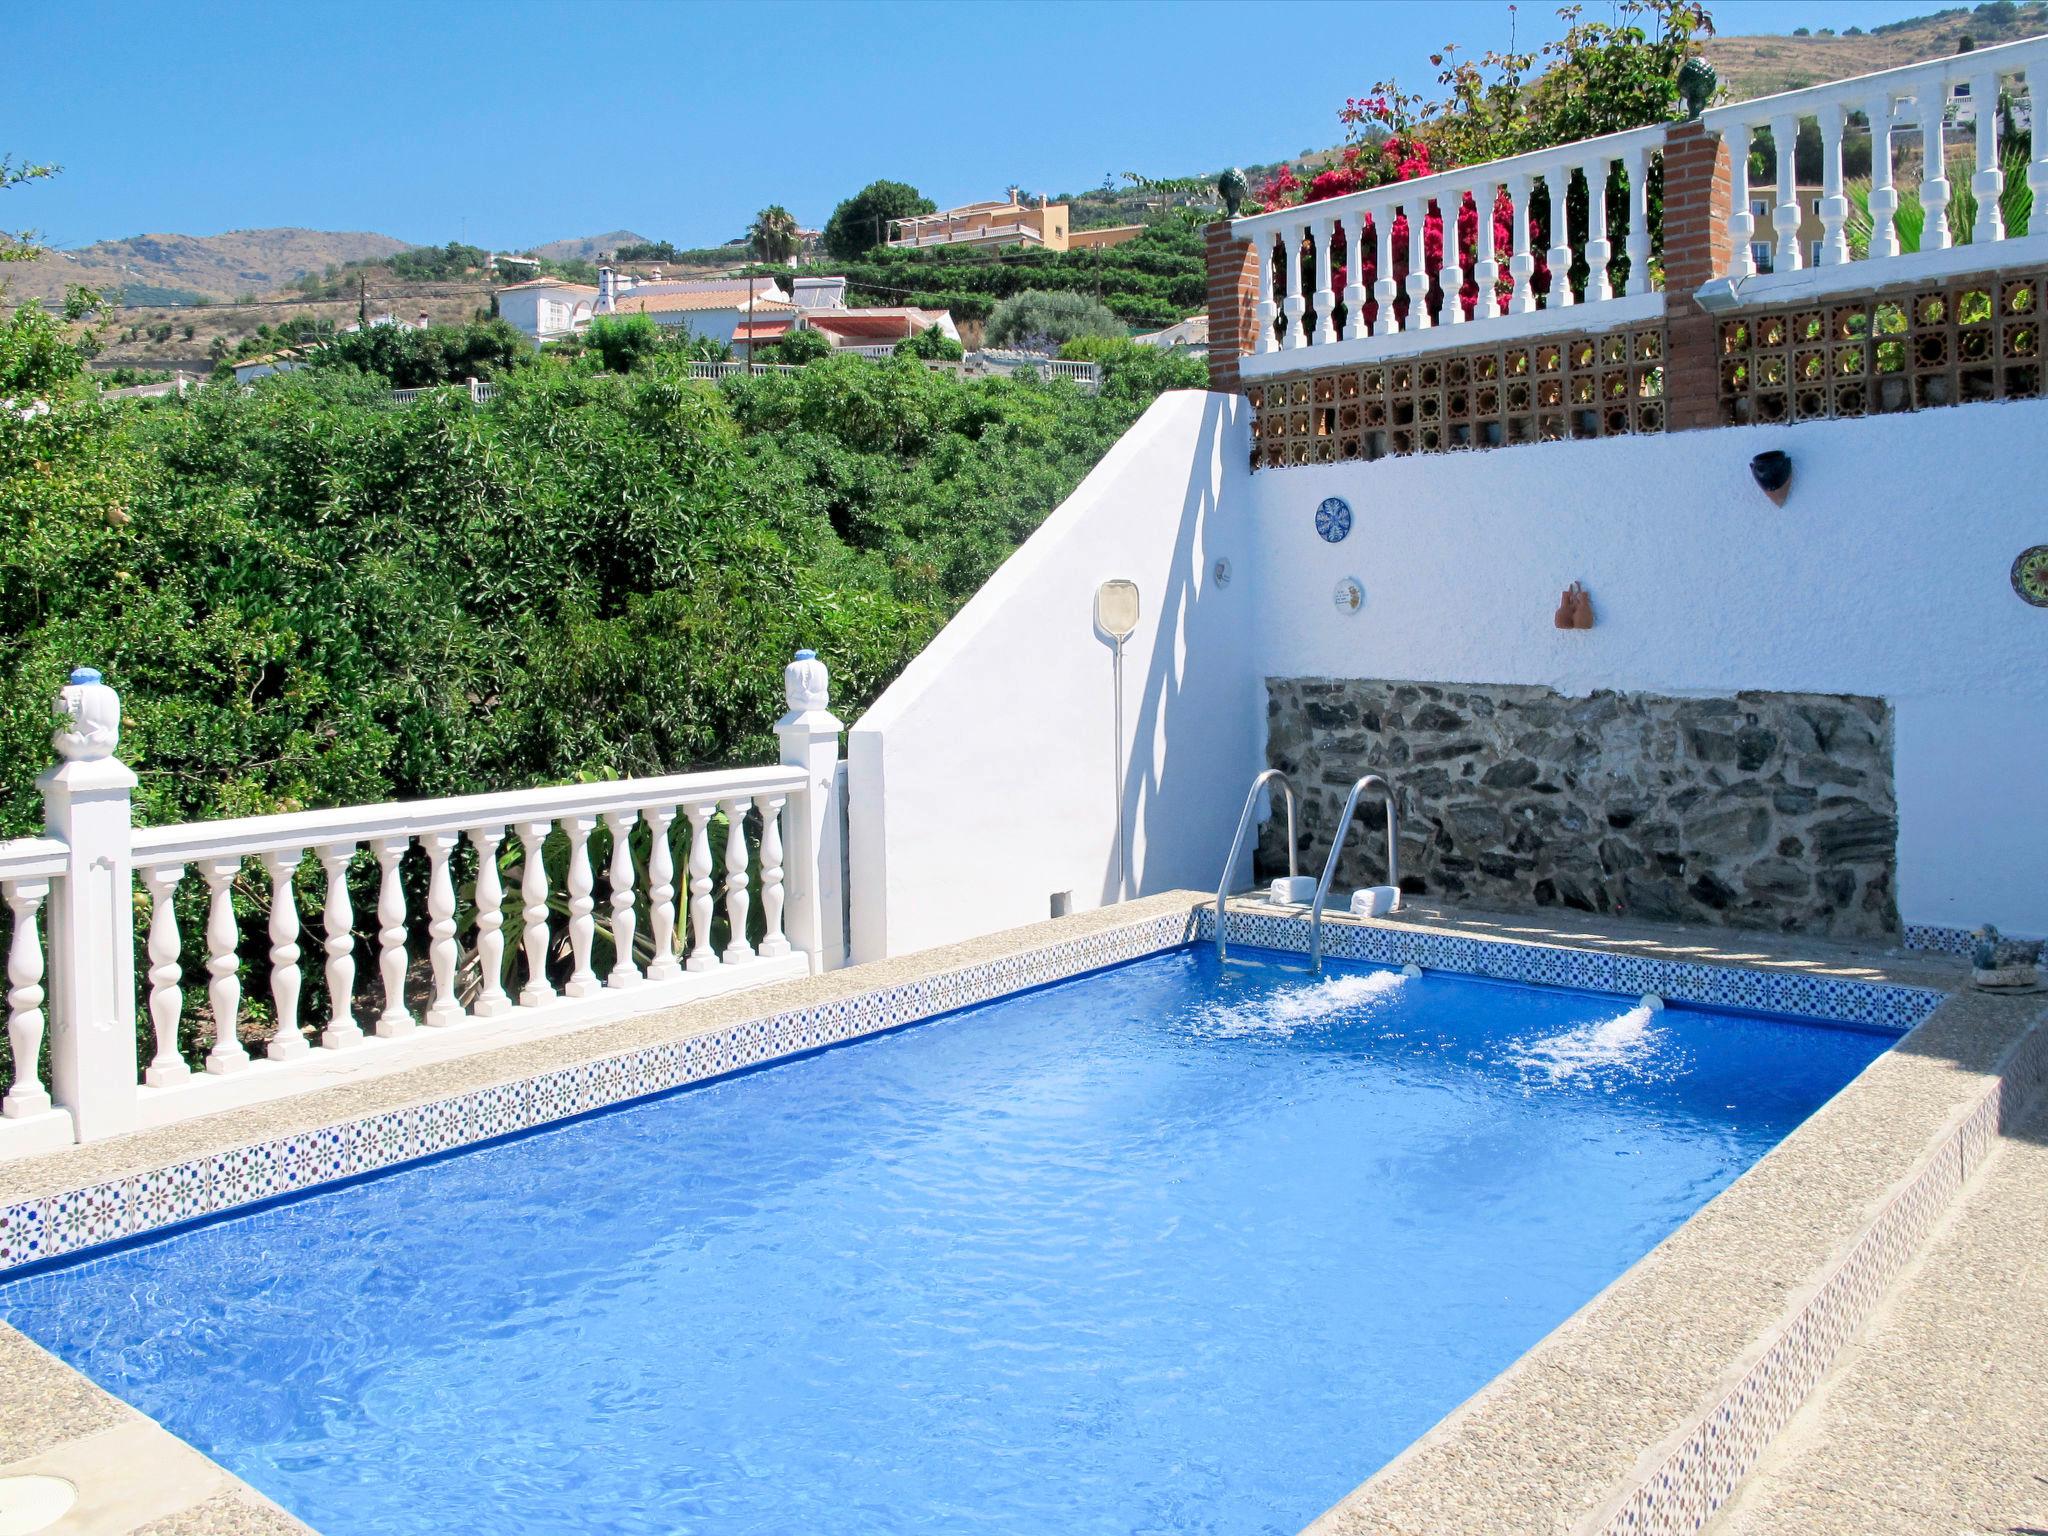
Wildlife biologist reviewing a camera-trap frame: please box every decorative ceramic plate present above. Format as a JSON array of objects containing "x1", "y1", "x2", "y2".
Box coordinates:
[
  {"x1": 1333, "y1": 576, "x2": 1364, "y2": 613},
  {"x1": 2013, "y1": 545, "x2": 2048, "y2": 607},
  {"x1": 1315, "y1": 497, "x2": 1352, "y2": 543}
]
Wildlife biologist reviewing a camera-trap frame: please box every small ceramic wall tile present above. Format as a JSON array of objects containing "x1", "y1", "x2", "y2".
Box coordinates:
[{"x1": 0, "y1": 1201, "x2": 46, "y2": 1266}]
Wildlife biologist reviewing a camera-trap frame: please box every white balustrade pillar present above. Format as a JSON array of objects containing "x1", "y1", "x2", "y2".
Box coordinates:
[
  {"x1": 316, "y1": 843, "x2": 363, "y2": 1047},
  {"x1": 1340, "y1": 209, "x2": 1368, "y2": 341},
  {"x1": 1971, "y1": 68, "x2": 2003, "y2": 244},
  {"x1": 515, "y1": 820, "x2": 557, "y2": 1007},
  {"x1": 38, "y1": 669, "x2": 142, "y2": 1138},
  {"x1": 684, "y1": 803, "x2": 718, "y2": 973},
  {"x1": 1472, "y1": 182, "x2": 1500, "y2": 320},
  {"x1": 1544, "y1": 172, "x2": 1575, "y2": 307},
  {"x1": 199, "y1": 857, "x2": 248, "y2": 1074},
  {"x1": 604, "y1": 810, "x2": 641, "y2": 988},
  {"x1": 1439, "y1": 189, "x2": 1467, "y2": 324},
  {"x1": 139, "y1": 865, "x2": 189, "y2": 1084},
  {"x1": 371, "y1": 835, "x2": 414, "y2": 1036},
  {"x1": 1280, "y1": 222, "x2": 1307, "y2": 349},
  {"x1": 1770, "y1": 114, "x2": 1804, "y2": 270},
  {"x1": 719, "y1": 798, "x2": 755, "y2": 966},
  {"x1": 1863, "y1": 94, "x2": 1899, "y2": 259},
  {"x1": 1582, "y1": 158, "x2": 1613, "y2": 301},
  {"x1": 1624, "y1": 146, "x2": 1653, "y2": 296},
  {"x1": 259, "y1": 848, "x2": 308, "y2": 1059},
  {"x1": 1372, "y1": 212, "x2": 1400, "y2": 336},
  {"x1": 1816, "y1": 102, "x2": 1849, "y2": 265},
  {"x1": 1310, "y1": 215, "x2": 1336, "y2": 345},
  {"x1": 755, "y1": 792, "x2": 789, "y2": 960},
  {"x1": 469, "y1": 826, "x2": 512, "y2": 1017},
  {"x1": 1404, "y1": 200, "x2": 1433, "y2": 328},
  {"x1": 774, "y1": 649, "x2": 845, "y2": 973},
  {"x1": 562, "y1": 816, "x2": 600, "y2": 997},
  {"x1": 1252, "y1": 236, "x2": 1277, "y2": 355},
  {"x1": 1728, "y1": 121, "x2": 1757, "y2": 279},
  {"x1": 644, "y1": 807, "x2": 681, "y2": 982},
  {"x1": 2028, "y1": 49, "x2": 2048, "y2": 241},
  {"x1": 1919, "y1": 94, "x2": 1952, "y2": 250},
  {"x1": 423, "y1": 832, "x2": 463, "y2": 1026},
  {"x1": 1506, "y1": 177, "x2": 1536, "y2": 314},
  {"x1": 3, "y1": 878, "x2": 51, "y2": 1118}
]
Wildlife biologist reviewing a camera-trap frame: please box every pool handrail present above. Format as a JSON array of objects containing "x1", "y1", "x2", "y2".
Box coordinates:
[
  {"x1": 1309, "y1": 774, "x2": 1399, "y2": 974},
  {"x1": 1215, "y1": 769, "x2": 1298, "y2": 963}
]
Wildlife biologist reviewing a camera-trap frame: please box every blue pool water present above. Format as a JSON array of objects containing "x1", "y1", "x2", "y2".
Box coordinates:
[{"x1": 1, "y1": 947, "x2": 1890, "y2": 1536}]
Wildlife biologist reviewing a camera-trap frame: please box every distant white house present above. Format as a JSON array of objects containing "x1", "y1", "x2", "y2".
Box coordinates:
[
  {"x1": 496, "y1": 277, "x2": 599, "y2": 346},
  {"x1": 602, "y1": 274, "x2": 800, "y2": 349},
  {"x1": 1134, "y1": 314, "x2": 1208, "y2": 355}
]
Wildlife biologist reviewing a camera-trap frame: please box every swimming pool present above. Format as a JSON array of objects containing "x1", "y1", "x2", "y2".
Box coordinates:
[{"x1": 0, "y1": 945, "x2": 1892, "y2": 1536}]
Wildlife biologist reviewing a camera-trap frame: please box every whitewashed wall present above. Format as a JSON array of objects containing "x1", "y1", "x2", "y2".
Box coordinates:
[
  {"x1": 1250, "y1": 399, "x2": 2048, "y2": 936},
  {"x1": 848, "y1": 390, "x2": 1258, "y2": 961}
]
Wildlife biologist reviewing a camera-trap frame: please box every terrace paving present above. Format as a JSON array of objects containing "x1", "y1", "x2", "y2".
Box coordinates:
[{"x1": 1707, "y1": 1093, "x2": 2048, "y2": 1536}]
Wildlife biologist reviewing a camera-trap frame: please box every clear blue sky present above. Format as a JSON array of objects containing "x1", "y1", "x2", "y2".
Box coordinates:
[{"x1": 13, "y1": 0, "x2": 1956, "y2": 253}]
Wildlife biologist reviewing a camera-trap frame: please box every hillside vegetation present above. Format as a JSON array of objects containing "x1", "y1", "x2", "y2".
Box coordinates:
[
  {"x1": 10, "y1": 227, "x2": 410, "y2": 307},
  {"x1": 1705, "y1": 1, "x2": 2048, "y2": 99}
]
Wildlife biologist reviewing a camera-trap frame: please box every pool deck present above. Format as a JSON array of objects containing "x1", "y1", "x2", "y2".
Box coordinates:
[{"x1": 1, "y1": 893, "x2": 2042, "y2": 1536}]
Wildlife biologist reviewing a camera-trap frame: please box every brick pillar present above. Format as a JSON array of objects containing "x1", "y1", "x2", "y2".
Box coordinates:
[
  {"x1": 1659, "y1": 120, "x2": 1735, "y2": 432},
  {"x1": 1205, "y1": 219, "x2": 1259, "y2": 395}
]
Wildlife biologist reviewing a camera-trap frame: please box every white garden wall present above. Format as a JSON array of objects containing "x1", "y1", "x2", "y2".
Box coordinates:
[
  {"x1": 848, "y1": 390, "x2": 1258, "y2": 961},
  {"x1": 1250, "y1": 399, "x2": 2048, "y2": 936}
]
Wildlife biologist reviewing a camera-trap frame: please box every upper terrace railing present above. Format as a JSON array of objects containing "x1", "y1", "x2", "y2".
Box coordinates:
[
  {"x1": 0, "y1": 654, "x2": 846, "y2": 1160},
  {"x1": 1704, "y1": 34, "x2": 2048, "y2": 303},
  {"x1": 1230, "y1": 124, "x2": 1667, "y2": 378}
]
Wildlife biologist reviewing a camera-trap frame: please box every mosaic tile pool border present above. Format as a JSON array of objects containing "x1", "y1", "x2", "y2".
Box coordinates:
[
  {"x1": 1591, "y1": 1009, "x2": 2048, "y2": 1536},
  {"x1": 1202, "y1": 909, "x2": 1947, "y2": 1032},
  {"x1": 1903, "y1": 920, "x2": 2044, "y2": 958},
  {"x1": 0, "y1": 906, "x2": 1946, "y2": 1277}
]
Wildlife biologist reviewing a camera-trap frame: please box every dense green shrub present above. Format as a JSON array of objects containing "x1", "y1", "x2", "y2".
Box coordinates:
[
  {"x1": 893, "y1": 325, "x2": 964, "y2": 362},
  {"x1": 985, "y1": 290, "x2": 1127, "y2": 350}
]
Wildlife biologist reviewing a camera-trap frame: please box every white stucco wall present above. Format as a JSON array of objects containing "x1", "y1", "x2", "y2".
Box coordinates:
[
  {"x1": 1249, "y1": 400, "x2": 2048, "y2": 935},
  {"x1": 847, "y1": 390, "x2": 1258, "y2": 961}
]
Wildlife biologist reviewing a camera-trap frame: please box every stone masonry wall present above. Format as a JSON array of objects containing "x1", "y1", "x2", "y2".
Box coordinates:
[{"x1": 1261, "y1": 679, "x2": 1899, "y2": 938}]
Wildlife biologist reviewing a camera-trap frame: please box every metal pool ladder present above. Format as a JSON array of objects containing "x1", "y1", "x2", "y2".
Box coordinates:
[
  {"x1": 1309, "y1": 774, "x2": 1399, "y2": 974},
  {"x1": 1215, "y1": 769, "x2": 1298, "y2": 964}
]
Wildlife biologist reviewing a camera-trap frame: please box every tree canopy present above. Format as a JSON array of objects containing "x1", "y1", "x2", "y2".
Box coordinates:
[{"x1": 822, "y1": 179, "x2": 936, "y2": 260}]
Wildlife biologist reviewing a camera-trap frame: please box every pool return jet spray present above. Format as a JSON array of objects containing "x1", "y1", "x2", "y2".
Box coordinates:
[{"x1": 1094, "y1": 578, "x2": 1140, "y2": 902}]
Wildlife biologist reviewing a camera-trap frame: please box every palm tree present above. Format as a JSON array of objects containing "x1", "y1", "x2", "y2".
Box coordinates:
[{"x1": 749, "y1": 205, "x2": 801, "y2": 265}]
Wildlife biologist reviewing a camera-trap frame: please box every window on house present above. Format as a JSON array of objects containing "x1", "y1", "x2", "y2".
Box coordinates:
[
  {"x1": 1751, "y1": 241, "x2": 1775, "y2": 273},
  {"x1": 1751, "y1": 197, "x2": 1770, "y2": 218},
  {"x1": 1811, "y1": 197, "x2": 1822, "y2": 216},
  {"x1": 1810, "y1": 240, "x2": 1824, "y2": 266}
]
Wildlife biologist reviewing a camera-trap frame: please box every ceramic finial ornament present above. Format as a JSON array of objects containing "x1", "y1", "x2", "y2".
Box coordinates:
[
  {"x1": 1751, "y1": 450, "x2": 1793, "y2": 507},
  {"x1": 1554, "y1": 582, "x2": 1594, "y2": 630},
  {"x1": 1218, "y1": 168, "x2": 1249, "y2": 217},
  {"x1": 1677, "y1": 58, "x2": 1718, "y2": 122}
]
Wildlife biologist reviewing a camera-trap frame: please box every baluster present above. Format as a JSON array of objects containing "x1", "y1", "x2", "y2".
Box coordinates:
[
  {"x1": 370, "y1": 836, "x2": 414, "y2": 1037},
  {"x1": 1919, "y1": 91, "x2": 1951, "y2": 250},
  {"x1": 1727, "y1": 120, "x2": 1757, "y2": 279},
  {"x1": 469, "y1": 826, "x2": 511, "y2": 1017},
  {"x1": 720, "y1": 797, "x2": 754, "y2": 965},
  {"x1": 1280, "y1": 221, "x2": 1307, "y2": 349},
  {"x1": 515, "y1": 820, "x2": 556, "y2": 1007},
  {"x1": 1625, "y1": 147, "x2": 1654, "y2": 296},
  {"x1": 1309, "y1": 214, "x2": 1336, "y2": 345},
  {"x1": 1544, "y1": 170, "x2": 1575, "y2": 306},
  {"x1": 604, "y1": 809, "x2": 641, "y2": 987},
  {"x1": 2028, "y1": 47, "x2": 2048, "y2": 243},
  {"x1": 200, "y1": 857, "x2": 249, "y2": 1073},
  {"x1": 2, "y1": 878, "x2": 51, "y2": 1117},
  {"x1": 1769, "y1": 113, "x2": 1803, "y2": 270},
  {"x1": 1816, "y1": 102, "x2": 1849, "y2": 266},
  {"x1": 1506, "y1": 175, "x2": 1536, "y2": 314},
  {"x1": 1373, "y1": 210, "x2": 1400, "y2": 336},
  {"x1": 260, "y1": 848, "x2": 308, "y2": 1059},
  {"x1": 1970, "y1": 67, "x2": 2003, "y2": 244},
  {"x1": 1252, "y1": 236, "x2": 1277, "y2": 355},
  {"x1": 1864, "y1": 94, "x2": 1900, "y2": 259},
  {"x1": 1340, "y1": 208, "x2": 1368, "y2": 341},
  {"x1": 645, "y1": 806, "x2": 681, "y2": 981},
  {"x1": 1405, "y1": 198, "x2": 1433, "y2": 328},
  {"x1": 754, "y1": 792, "x2": 789, "y2": 959},
  {"x1": 1472, "y1": 180, "x2": 1500, "y2": 320},
  {"x1": 685, "y1": 801, "x2": 718, "y2": 972},
  {"x1": 423, "y1": 832, "x2": 462, "y2": 1026},
  {"x1": 1439, "y1": 187, "x2": 1466, "y2": 325},
  {"x1": 563, "y1": 815, "x2": 600, "y2": 997},
  {"x1": 316, "y1": 843, "x2": 362, "y2": 1048},
  {"x1": 1583, "y1": 158, "x2": 1613, "y2": 302},
  {"x1": 138, "y1": 865, "x2": 190, "y2": 1084}
]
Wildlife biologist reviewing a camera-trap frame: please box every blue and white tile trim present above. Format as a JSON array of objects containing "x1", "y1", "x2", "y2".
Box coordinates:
[
  {"x1": 1201, "y1": 909, "x2": 1948, "y2": 1033},
  {"x1": 0, "y1": 905, "x2": 1946, "y2": 1276},
  {"x1": 1905, "y1": 921, "x2": 2043, "y2": 957},
  {"x1": 1594, "y1": 1009, "x2": 2048, "y2": 1536}
]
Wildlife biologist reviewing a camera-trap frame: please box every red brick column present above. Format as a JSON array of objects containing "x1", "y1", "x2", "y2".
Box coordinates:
[
  {"x1": 1659, "y1": 120, "x2": 1735, "y2": 432},
  {"x1": 1205, "y1": 219, "x2": 1259, "y2": 395}
]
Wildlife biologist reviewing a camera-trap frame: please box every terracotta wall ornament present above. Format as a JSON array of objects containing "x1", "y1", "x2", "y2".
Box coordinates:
[{"x1": 1554, "y1": 582, "x2": 1595, "y2": 629}]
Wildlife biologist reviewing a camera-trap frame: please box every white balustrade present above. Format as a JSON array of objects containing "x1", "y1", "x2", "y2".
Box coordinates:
[
  {"x1": 1232, "y1": 123, "x2": 1667, "y2": 376},
  {"x1": 1702, "y1": 35, "x2": 2048, "y2": 300},
  {"x1": 0, "y1": 652, "x2": 838, "y2": 1160}
]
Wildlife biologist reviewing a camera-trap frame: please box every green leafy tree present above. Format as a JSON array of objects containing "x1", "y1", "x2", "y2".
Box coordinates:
[
  {"x1": 750, "y1": 205, "x2": 802, "y2": 264},
  {"x1": 823, "y1": 179, "x2": 936, "y2": 260},
  {"x1": 764, "y1": 326, "x2": 834, "y2": 364},
  {"x1": 894, "y1": 325, "x2": 964, "y2": 362},
  {"x1": 0, "y1": 155, "x2": 58, "y2": 263},
  {"x1": 984, "y1": 289, "x2": 1125, "y2": 351}
]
